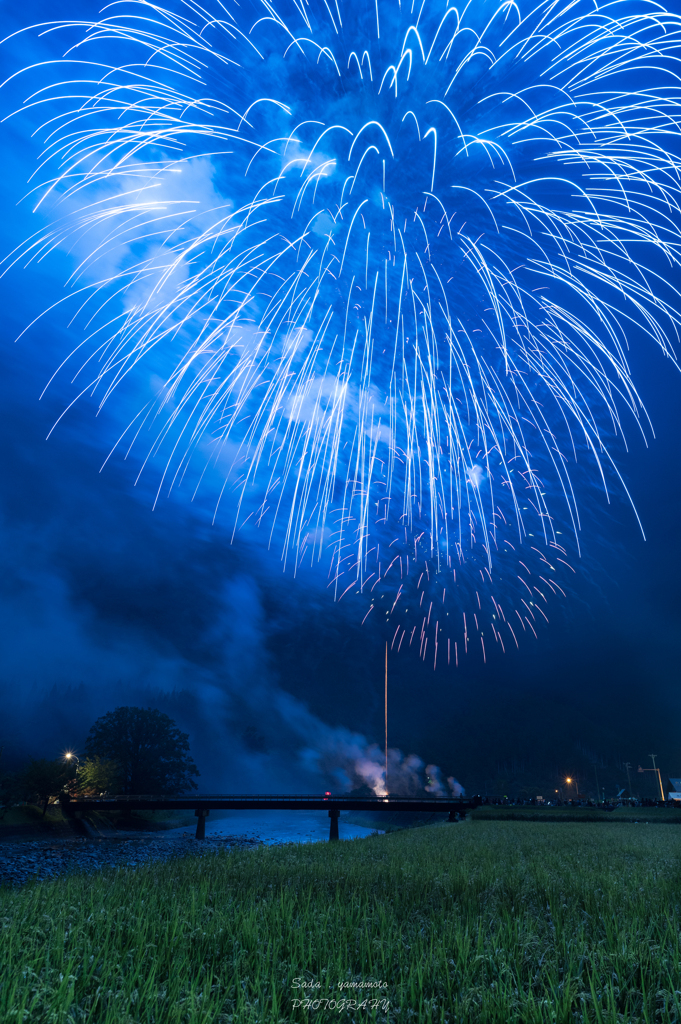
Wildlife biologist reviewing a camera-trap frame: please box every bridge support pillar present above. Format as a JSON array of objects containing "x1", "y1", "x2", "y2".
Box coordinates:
[
  {"x1": 194, "y1": 808, "x2": 209, "y2": 839},
  {"x1": 328, "y1": 809, "x2": 340, "y2": 841},
  {"x1": 447, "y1": 810, "x2": 460, "y2": 823}
]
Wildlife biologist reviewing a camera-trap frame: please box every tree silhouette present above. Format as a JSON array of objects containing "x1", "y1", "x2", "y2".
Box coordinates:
[
  {"x1": 19, "y1": 759, "x2": 73, "y2": 815},
  {"x1": 85, "y1": 707, "x2": 199, "y2": 795}
]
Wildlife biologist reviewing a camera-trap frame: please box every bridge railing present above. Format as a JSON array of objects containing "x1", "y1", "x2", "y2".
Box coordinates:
[{"x1": 63, "y1": 792, "x2": 471, "y2": 803}]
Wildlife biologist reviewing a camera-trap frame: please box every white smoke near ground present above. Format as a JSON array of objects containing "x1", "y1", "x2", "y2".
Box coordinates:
[
  {"x1": 425, "y1": 764, "x2": 446, "y2": 796},
  {"x1": 213, "y1": 573, "x2": 472, "y2": 795},
  {"x1": 422, "y1": 766, "x2": 465, "y2": 798},
  {"x1": 304, "y1": 739, "x2": 444, "y2": 797},
  {"x1": 447, "y1": 776, "x2": 466, "y2": 797}
]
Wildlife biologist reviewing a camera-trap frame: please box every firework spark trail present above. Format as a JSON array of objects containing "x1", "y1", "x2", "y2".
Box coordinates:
[{"x1": 3, "y1": 0, "x2": 681, "y2": 664}]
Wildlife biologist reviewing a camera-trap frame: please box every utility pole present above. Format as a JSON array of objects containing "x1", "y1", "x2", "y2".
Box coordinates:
[
  {"x1": 638, "y1": 757, "x2": 666, "y2": 802},
  {"x1": 593, "y1": 762, "x2": 602, "y2": 803},
  {"x1": 624, "y1": 762, "x2": 633, "y2": 801},
  {"x1": 649, "y1": 754, "x2": 665, "y2": 801}
]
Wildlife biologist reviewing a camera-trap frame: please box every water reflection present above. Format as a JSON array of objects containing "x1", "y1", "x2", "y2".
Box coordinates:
[{"x1": 162, "y1": 809, "x2": 382, "y2": 844}]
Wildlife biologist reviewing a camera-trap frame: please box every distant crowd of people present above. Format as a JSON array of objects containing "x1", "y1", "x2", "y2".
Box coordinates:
[{"x1": 478, "y1": 797, "x2": 676, "y2": 808}]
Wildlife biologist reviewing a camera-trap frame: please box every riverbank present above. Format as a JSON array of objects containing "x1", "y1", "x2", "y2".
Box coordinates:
[
  {"x1": 0, "y1": 808, "x2": 380, "y2": 887},
  {"x1": 2, "y1": 819, "x2": 680, "y2": 1022},
  {"x1": 0, "y1": 832, "x2": 262, "y2": 888}
]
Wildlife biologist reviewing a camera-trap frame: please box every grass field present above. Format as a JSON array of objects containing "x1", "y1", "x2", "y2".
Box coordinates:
[
  {"x1": 347, "y1": 804, "x2": 681, "y2": 832},
  {"x1": 1, "y1": 819, "x2": 680, "y2": 1023},
  {"x1": 470, "y1": 805, "x2": 681, "y2": 824}
]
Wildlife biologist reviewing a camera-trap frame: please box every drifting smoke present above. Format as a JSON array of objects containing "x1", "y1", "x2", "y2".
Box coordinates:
[
  {"x1": 424, "y1": 765, "x2": 464, "y2": 798},
  {"x1": 305, "y1": 737, "x2": 460, "y2": 797},
  {"x1": 0, "y1": 547, "x2": 456, "y2": 794},
  {"x1": 193, "y1": 573, "x2": 459, "y2": 795}
]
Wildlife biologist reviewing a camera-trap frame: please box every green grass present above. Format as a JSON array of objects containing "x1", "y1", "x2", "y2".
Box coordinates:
[
  {"x1": 471, "y1": 804, "x2": 681, "y2": 824},
  {"x1": 345, "y1": 809, "x2": 448, "y2": 832},
  {"x1": 1, "y1": 820, "x2": 680, "y2": 1023}
]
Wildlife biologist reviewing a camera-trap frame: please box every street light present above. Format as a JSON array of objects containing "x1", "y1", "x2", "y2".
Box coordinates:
[
  {"x1": 60, "y1": 752, "x2": 81, "y2": 801},
  {"x1": 63, "y1": 753, "x2": 80, "y2": 787}
]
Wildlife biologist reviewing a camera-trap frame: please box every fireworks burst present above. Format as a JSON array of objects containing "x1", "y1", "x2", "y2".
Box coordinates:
[{"x1": 3, "y1": 0, "x2": 681, "y2": 666}]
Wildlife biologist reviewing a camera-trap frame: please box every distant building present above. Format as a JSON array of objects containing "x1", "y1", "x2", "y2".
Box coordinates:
[{"x1": 668, "y1": 778, "x2": 681, "y2": 803}]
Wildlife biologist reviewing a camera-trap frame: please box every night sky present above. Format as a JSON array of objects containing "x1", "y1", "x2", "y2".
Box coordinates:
[{"x1": 1, "y1": 0, "x2": 680, "y2": 801}]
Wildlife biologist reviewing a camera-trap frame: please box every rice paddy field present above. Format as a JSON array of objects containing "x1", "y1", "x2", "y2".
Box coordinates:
[{"x1": 1, "y1": 819, "x2": 680, "y2": 1023}]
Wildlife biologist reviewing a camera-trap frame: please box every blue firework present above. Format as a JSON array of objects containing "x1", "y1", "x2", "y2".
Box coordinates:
[{"x1": 3, "y1": 0, "x2": 681, "y2": 664}]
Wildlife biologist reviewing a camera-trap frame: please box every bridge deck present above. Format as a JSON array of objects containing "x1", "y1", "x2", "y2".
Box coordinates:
[{"x1": 60, "y1": 794, "x2": 480, "y2": 840}]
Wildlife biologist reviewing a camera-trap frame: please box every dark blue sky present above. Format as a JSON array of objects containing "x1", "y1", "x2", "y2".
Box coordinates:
[{"x1": 1, "y1": 0, "x2": 680, "y2": 799}]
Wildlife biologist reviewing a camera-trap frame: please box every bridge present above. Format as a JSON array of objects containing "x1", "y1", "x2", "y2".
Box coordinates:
[{"x1": 60, "y1": 793, "x2": 482, "y2": 840}]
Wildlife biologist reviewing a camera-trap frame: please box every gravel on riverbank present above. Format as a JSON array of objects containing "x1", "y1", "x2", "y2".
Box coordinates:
[{"x1": 0, "y1": 833, "x2": 263, "y2": 889}]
